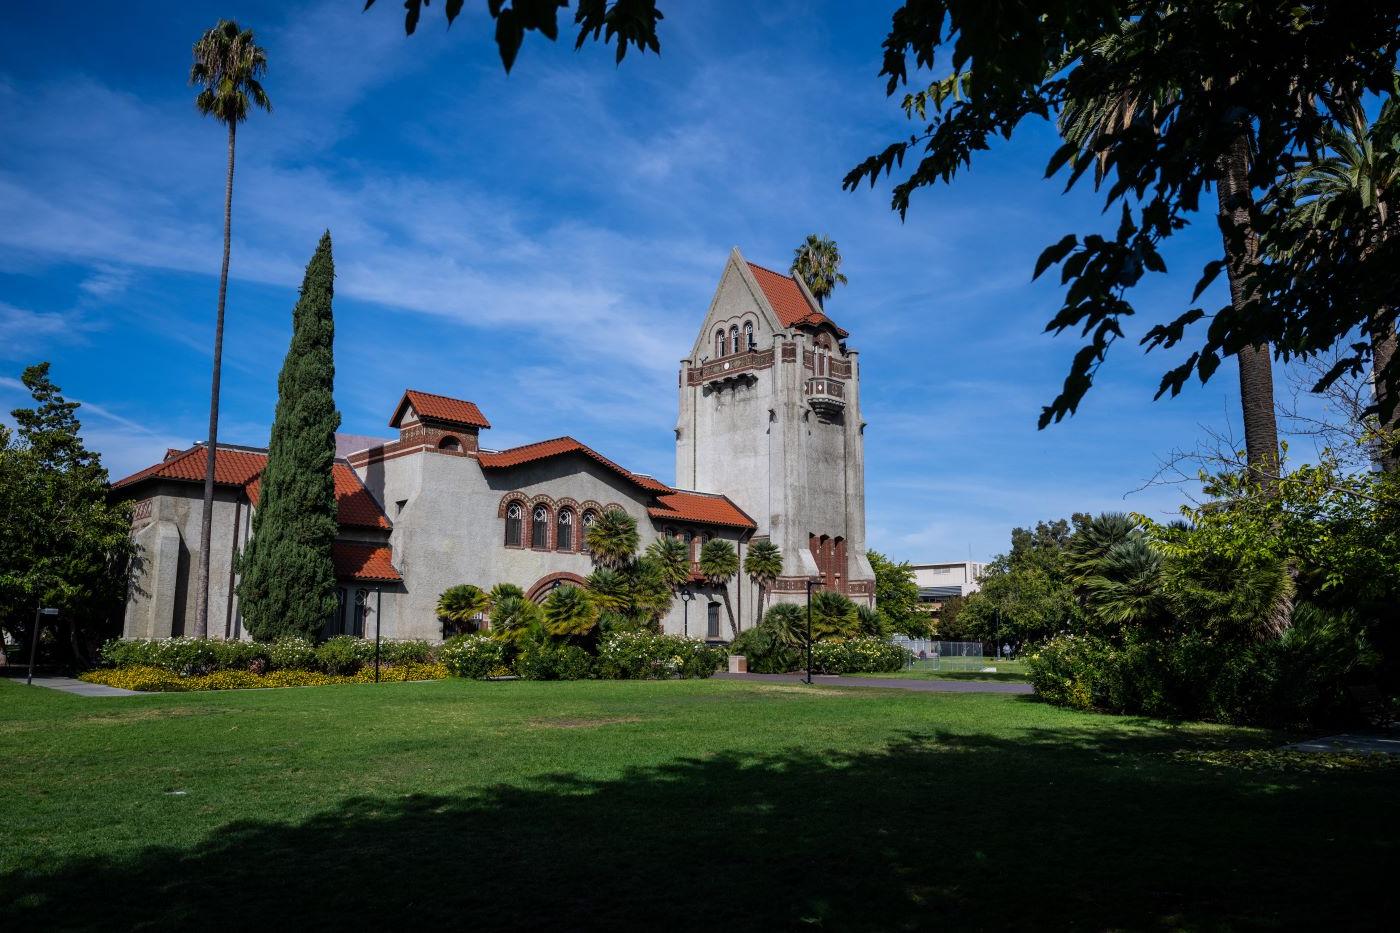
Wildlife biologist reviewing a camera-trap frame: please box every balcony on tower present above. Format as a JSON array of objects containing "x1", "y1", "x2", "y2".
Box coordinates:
[{"x1": 804, "y1": 376, "x2": 845, "y2": 414}]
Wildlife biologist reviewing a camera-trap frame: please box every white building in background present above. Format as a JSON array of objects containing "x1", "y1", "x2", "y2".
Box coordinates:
[{"x1": 911, "y1": 561, "x2": 986, "y2": 612}]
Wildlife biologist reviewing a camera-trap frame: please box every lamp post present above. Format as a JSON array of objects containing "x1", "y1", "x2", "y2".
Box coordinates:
[
  {"x1": 680, "y1": 587, "x2": 693, "y2": 638},
  {"x1": 374, "y1": 585, "x2": 383, "y2": 684},
  {"x1": 804, "y1": 578, "x2": 820, "y2": 685},
  {"x1": 27, "y1": 607, "x2": 58, "y2": 686}
]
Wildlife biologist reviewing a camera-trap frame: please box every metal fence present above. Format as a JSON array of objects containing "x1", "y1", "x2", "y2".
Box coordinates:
[{"x1": 892, "y1": 638, "x2": 996, "y2": 671}]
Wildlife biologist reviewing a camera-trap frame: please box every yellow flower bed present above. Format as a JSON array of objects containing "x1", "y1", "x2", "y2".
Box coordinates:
[{"x1": 80, "y1": 662, "x2": 448, "y2": 693}]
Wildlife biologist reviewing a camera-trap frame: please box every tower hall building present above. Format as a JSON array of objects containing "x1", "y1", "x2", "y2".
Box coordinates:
[{"x1": 112, "y1": 248, "x2": 875, "y2": 642}]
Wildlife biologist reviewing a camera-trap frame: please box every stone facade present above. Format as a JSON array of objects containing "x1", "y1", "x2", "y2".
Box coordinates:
[{"x1": 113, "y1": 248, "x2": 873, "y2": 641}]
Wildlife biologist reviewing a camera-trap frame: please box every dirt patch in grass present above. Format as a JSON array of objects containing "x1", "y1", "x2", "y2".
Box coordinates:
[{"x1": 527, "y1": 716, "x2": 643, "y2": 729}]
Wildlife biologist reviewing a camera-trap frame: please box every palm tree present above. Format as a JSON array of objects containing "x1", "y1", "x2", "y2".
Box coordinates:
[
  {"x1": 1277, "y1": 94, "x2": 1399, "y2": 470},
  {"x1": 763, "y1": 603, "x2": 806, "y2": 648},
  {"x1": 585, "y1": 508, "x2": 639, "y2": 570},
  {"x1": 437, "y1": 584, "x2": 488, "y2": 634},
  {"x1": 698, "y1": 538, "x2": 740, "y2": 636},
  {"x1": 1080, "y1": 538, "x2": 1166, "y2": 631},
  {"x1": 790, "y1": 234, "x2": 848, "y2": 309},
  {"x1": 584, "y1": 567, "x2": 631, "y2": 615},
  {"x1": 188, "y1": 20, "x2": 271, "y2": 637},
  {"x1": 742, "y1": 539, "x2": 782, "y2": 625},
  {"x1": 645, "y1": 536, "x2": 692, "y2": 592},
  {"x1": 810, "y1": 590, "x2": 859, "y2": 641},
  {"x1": 1063, "y1": 512, "x2": 1139, "y2": 584},
  {"x1": 488, "y1": 594, "x2": 543, "y2": 644},
  {"x1": 541, "y1": 585, "x2": 598, "y2": 638},
  {"x1": 1057, "y1": 22, "x2": 1280, "y2": 486}
]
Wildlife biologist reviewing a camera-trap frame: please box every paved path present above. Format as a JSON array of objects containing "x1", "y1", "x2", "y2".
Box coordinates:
[
  {"x1": 1284, "y1": 732, "x2": 1400, "y2": 756},
  {"x1": 23, "y1": 676, "x2": 141, "y2": 697},
  {"x1": 715, "y1": 672, "x2": 1034, "y2": 694}
]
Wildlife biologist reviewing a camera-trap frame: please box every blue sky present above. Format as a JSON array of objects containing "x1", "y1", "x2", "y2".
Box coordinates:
[{"x1": 0, "y1": 1, "x2": 1325, "y2": 562}]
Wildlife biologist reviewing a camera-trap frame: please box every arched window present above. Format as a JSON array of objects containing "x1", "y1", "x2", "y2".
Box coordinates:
[
  {"x1": 532, "y1": 505, "x2": 550, "y2": 549},
  {"x1": 683, "y1": 530, "x2": 695, "y2": 562},
  {"x1": 716, "y1": 329, "x2": 726, "y2": 357},
  {"x1": 730, "y1": 325, "x2": 740, "y2": 355},
  {"x1": 556, "y1": 508, "x2": 574, "y2": 551},
  {"x1": 580, "y1": 509, "x2": 598, "y2": 552},
  {"x1": 438, "y1": 435, "x2": 461, "y2": 451},
  {"x1": 743, "y1": 321, "x2": 754, "y2": 350},
  {"x1": 505, "y1": 502, "x2": 524, "y2": 547}
]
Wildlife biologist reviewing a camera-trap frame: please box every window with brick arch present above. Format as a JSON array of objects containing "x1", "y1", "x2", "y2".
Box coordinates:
[
  {"x1": 743, "y1": 321, "x2": 754, "y2": 351},
  {"x1": 581, "y1": 510, "x2": 598, "y2": 552},
  {"x1": 730, "y1": 325, "x2": 740, "y2": 355},
  {"x1": 556, "y1": 508, "x2": 574, "y2": 551},
  {"x1": 532, "y1": 505, "x2": 550, "y2": 549},
  {"x1": 715, "y1": 329, "x2": 726, "y2": 357},
  {"x1": 505, "y1": 502, "x2": 524, "y2": 547}
]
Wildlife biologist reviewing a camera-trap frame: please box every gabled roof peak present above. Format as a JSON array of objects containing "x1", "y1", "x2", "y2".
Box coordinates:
[{"x1": 391, "y1": 389, "x2": 491, "y2": 430}]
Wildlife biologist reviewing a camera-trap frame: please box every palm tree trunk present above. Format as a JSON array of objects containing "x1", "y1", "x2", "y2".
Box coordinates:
[
  {"x1": 194, "y1": 121, "x2": 237, "y2": 638},
  {"x1": 1215, "y1": 133, "x2": 1280, "y2": 487},
  {"x1": 755, "y1": 584, "x2": 766, "y2": 626},
  {"x1": 720, "y1": 585, "x2": 737, "y2": 637},
  {"x1": 1373, "y1": 308, "x2": 1398, "y2": 471}
]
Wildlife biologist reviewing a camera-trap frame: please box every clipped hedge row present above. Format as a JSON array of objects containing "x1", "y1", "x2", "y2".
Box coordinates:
[
  {"x1": 441, "y1": 632, "x2": 727, "y2": 681},
  {"x1": 80, "y1": 662, "x2": 448, "y2": 692},
  {"x1": 99, "y1": 636, "x2": 437, "y2": 677}
]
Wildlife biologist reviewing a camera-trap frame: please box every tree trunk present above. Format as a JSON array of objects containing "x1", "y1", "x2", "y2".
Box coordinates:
[
  {"x1": 1372, "y1": 308, "x2": 1398, "y2": 471},
  {"x1": 720, "y1": 584, "x2": 737, "y2": 637},
  {"x1": 755, "y1": 584, "x2": 767, "y2": 626},
  {"x1": 1215, "y1": 134, "x2": 1280, "y2": 487},
  {"x1": 194, "y1": 121, "x2": 237, "y2": 638}
]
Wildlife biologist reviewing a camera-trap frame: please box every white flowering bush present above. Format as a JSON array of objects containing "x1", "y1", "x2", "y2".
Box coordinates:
[
  {"x1": 441, "y1": 634, "x2": 505, "y2": 679},
  {"x1": 99, "y1": 637, "x2": 265, "y2": 676},
  {"x1": 595, "y1": 632, "x2": 726, "y2": 680},
  {"x1": 809, "y1": 637, "x2": 910, "y2": 674}
]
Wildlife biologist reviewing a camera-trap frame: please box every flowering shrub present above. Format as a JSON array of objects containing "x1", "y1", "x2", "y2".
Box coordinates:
[
  {"x1": 440, "y1": 634, "x2": 505, "y2": 679},
  {"x1": 98, "y1": 638, "x2": 268, "y2": 676},
  {"x1": 809, "y1": 637, "x2": 910, "y2": 674},
  {"x1": 376, "y1": 640, "x2": 436, "y2": 665},
  {"x1": 266, "y1": 636, "x2": 317, "y2": 671},
  {"x1": 315, "y1": 635, "x2": 373, "y2": 674},
  {"x1": 80, "y1": 662, "x2": 449, "y2": 692},
  {"x1": 516, "y1": 642, "x2": 593, "y2": 680},
  {"x1": 595, "y1": 632, "x2": 725, "y2": 680}
]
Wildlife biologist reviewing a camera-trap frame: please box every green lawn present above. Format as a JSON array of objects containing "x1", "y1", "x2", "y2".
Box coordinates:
[
  {"x1": 2, "y1": 677, "x2": 1395, "y2": 931},
  {"x1": 857, "y1": 658, "x2": 1030, "y2": 682}
]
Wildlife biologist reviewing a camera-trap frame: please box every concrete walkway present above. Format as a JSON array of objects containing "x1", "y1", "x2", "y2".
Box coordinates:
[
  {"x1": 1284, "y1": 732, "x2": 1400, "y2": 756},
  {"x1": 23, "y1": 676, "x2": 140, "y2": 697},
  {"x1": 715, "y1": 672, "x2": 1034, "y2": 695}
]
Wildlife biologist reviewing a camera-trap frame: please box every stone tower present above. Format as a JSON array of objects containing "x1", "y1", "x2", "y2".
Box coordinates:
[{"x1": 676, "y1": 247, "x2": 874, "y2": 612}]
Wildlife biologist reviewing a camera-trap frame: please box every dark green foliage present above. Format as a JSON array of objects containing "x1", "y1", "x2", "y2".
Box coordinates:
[
  {"x1": 585, "y1": 508, "x2": 639, "y2": 569},
  {"x1": 868, "y1": 550, "x2": 926, "y2": 637},
  {"x1": 790, "y1": 234, "x2": 848, "y2": 308},
  {"x1": 1028, "y1": 605, "x2": 1377, "y2": 728},
  {"x1": 0, "y1": 364, "x2": 133, "y2": 665},
  {"x1": 727, "y1": 623, "x2": 802, "y2": 674},
  {"x1": 237, "y1": 234, "x2": 342, "y2": 642},
  {"x1": 516, "y1": 642, "x2": 594, "y2": 680},
  {"x1": 810, "y1": 590, "x2": 860, "y2": 640},
  {"x1": 315, "y1": 635, "x2": 369, "y2": 675},
  {"x1": 541, "y1": 585, "x2": 598, "y2": 638}
]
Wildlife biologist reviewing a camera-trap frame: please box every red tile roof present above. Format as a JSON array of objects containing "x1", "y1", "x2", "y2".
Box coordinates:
[
  {"x1": 332, "y1": 541, "x2": 401, "y2": 583},
  {"x1": 391, "y1": 390, "x2": 491, "y2": 430},
  {"x1": 113, "y1": 446, "x2": 391, "y2": 530},
  {"x1": 648, "y1": 490, "x2": 756, "y2": 530},
  {"x1": 746, "y1": 262, "x2": 848, "y2": 337},
  {"x1": 479, "y1": 436, "x2": 667, "y2": 492},
  {"x1": 112, "y1": 445, "x2": 267, "y2": 490}
]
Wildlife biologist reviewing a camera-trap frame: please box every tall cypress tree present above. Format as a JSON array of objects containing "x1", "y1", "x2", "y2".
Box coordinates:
[{"x1": 238, "y1": 232, "x2": 341, "y2": 640}]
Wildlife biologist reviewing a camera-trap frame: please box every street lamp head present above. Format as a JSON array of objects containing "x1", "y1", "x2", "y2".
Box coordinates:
[{"x1": 680, "y1": 588, "x2": 693, "y2": 602}]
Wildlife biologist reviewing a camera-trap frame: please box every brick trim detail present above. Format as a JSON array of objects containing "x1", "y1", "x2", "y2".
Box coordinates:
[{"x1": 527, "y1": 571, "x2": 589, "y2": 602}]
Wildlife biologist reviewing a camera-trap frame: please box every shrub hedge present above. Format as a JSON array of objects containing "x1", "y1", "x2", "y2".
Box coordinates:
[
  {"x1": 1027, "y1": 607, "x2": 1376, "y2": 728},
  {"x1": 595, "y1": 632, "x2": 726, "y2": 680},
  {"x1": 810, "y1": 637, "x2": 911, "y2": 674},
  {"x1": 440, "y1": 635, "x2": 505, "y2": 679},
  {"x1": 99, "y1": 637, "x2": 439, "y2": 676}
]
